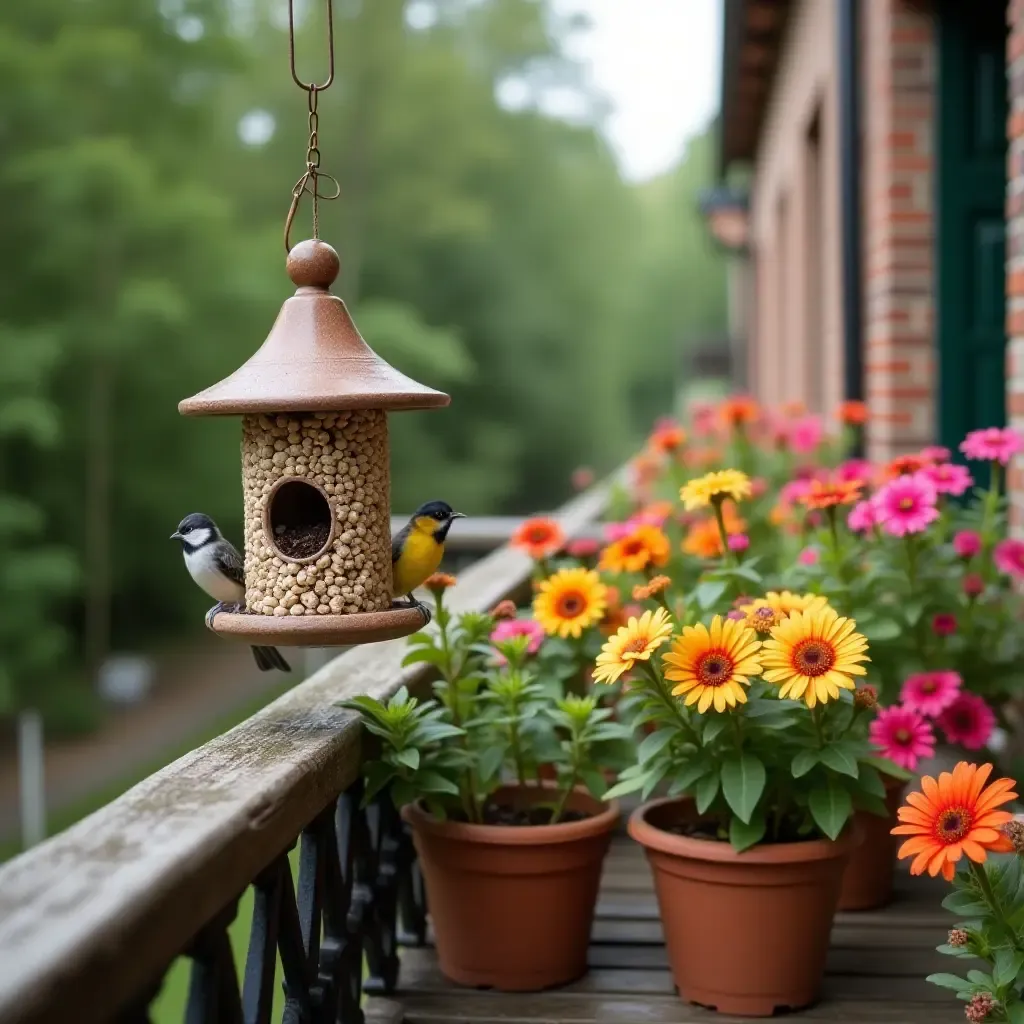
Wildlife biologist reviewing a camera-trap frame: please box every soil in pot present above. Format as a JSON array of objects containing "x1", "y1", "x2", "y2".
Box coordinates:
[
  {"x1": 838, "y1": 776, "x2": 906, "y2": 911},
  {"x1": 403, "y1": 784, "x2": 618, "y2": 992},
  {"x1": 629, "y1": 797, "x2": 857, "y2": 1017}
]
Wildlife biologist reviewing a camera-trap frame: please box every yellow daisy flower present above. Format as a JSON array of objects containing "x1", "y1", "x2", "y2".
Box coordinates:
[
  {"x1": 739, "y1": 591, "x2": 828, "y2": 619},
  {"x1": 593, "y1": 607, "x2": 675, "y2": 685},
  {"x1": 680, "y1": 469, "x2": 752, "y2": 511},
  {"x1": 662, "y1": 615, "x2": 764, "y2": 713},
  {"x1": 533, "y1": 567, "x2": 608, "y2": 639},
  {"x1": 761, "y1": 605, "x2": 870, "y2": 708}
]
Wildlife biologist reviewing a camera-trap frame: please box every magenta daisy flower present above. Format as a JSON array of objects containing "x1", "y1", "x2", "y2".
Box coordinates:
[
  {"x1": 490, "y1": 618, "x2": 544, "y2": 660},
  {"x1": 874, "y1": 475, "x2": 939, "y2": 536},
  {"x1": 923, "y1": 462, "x2": 973, "y2": 496},
  {"x1": 869, "y1": 705, "x2": 936, "y2": 771},
  {"x1": 899, "y1": 670, "x2": 962, "y2": 717},
  {"x1": 952, "y1": 530, "x2": 981, "y2": 559},
  {"x1": 727, "y1": 533, "x2": 750, "y2": 552},
  {"x1": 837, "y1": 459, "x2": 875, "y2": 484},
  {"x1": 937, "y1": 691, "x2": 996, "y2": 750},
  {"x1": 790, "y1": 415, "x2": 824, "y2": 455},
  {"x1": 960, "y1": 427, "x2": 1024, "y2": 465},
  {"x1": 931, "y1": 613, "x2": 957, "y2": 637},
  {"x1": 797, "y1": 546, "x2": 819, "y2": 566},
  {"x1": 847, "y1": 499, "x2": 878, "y2": 533},
  {"x1": 994, "y1": 538, "x2": 1024, "y2": 578}
]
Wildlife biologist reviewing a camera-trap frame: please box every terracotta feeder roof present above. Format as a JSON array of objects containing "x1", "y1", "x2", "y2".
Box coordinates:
[{"x1": 179, "y1": 239, "x2": 451, "y2": 416}]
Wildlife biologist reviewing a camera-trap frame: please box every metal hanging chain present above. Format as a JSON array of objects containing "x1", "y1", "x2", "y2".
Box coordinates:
[{"x1": 284, "y1": 0, "x2": 341, "y2": 252}]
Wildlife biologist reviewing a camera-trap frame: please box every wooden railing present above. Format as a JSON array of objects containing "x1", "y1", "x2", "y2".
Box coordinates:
[{"x1": 0, "y1": 482, "x2": 612, "y2": 1024}]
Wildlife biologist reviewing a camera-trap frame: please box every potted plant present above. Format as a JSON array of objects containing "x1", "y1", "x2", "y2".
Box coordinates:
[
  {"x1": 893, "y1": 760, "x2": 1021, "y2": 1023},
  {"x1": 600, "y1": 588, "x2": 897, "y2": 1016},
  {"x1": 341, "y1": 575, "x2": 626, "y2": 992}
]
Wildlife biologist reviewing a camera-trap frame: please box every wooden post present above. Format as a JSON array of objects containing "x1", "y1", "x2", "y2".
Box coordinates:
[{"x1": 17, "y1": 710, "x2": 45, "y2": 849}]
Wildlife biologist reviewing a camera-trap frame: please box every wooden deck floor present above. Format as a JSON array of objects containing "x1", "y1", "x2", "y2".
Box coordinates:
[{"x1": 371, "y1": 833, "x2": 966, "y2": 1024}]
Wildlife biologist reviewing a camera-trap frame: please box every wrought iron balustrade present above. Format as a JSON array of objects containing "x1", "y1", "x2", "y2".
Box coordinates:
[{"x1": 0, "y1": 482, "x2": 611, "y2": 1024}]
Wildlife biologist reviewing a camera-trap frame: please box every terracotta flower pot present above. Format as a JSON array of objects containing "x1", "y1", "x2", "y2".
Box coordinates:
[
  {"x1": 629, "y1": 797, "x2": 858, "y2": 1017},
  {"x1": 403, "y1": 785, "x2": 619, "y2": 991},
  {"x1": 837, "y1": 776, "x2": 906, "y2": 911}
]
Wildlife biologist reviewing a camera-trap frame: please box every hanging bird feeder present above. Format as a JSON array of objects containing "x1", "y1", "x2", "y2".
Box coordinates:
[{"x1": 178, "y1": 0, "x2": 449, "y2": 648}]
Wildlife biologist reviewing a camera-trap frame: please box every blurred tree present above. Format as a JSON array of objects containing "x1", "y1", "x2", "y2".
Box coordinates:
[{"x1": 0, "y1": 0, "x2": 726, "y2": 719}]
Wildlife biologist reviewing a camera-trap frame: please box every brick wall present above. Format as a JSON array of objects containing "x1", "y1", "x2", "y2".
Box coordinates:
[
  {"x1": 1008, "y1": 0, "x2": 1024, "y2": 529},
  {"x1": 862, "y1": 0, "x2": 935, "y2": 461}
]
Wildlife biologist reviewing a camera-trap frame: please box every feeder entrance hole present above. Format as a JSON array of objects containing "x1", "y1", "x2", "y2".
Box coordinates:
[{"x1": 266, "y1": 478, "x2": 333, "y2": 562}]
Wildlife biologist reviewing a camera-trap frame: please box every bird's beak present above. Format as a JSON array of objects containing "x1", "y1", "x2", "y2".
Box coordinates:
[
  {"x1": 450, "y1": 512, "x2": 466, "y2": 519},
  {"x1": 169, "y1": 531, "x2": 181, "y2": 540}
]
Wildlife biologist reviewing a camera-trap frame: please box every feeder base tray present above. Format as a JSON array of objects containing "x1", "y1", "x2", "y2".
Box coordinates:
[{"x1": 209, "y1": 606, "x2": 428, "y2": 647}]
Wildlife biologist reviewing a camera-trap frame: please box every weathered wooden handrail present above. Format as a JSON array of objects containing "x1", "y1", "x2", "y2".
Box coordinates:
[{"x1": 0, "y1": 480, "x2": 613, "y2": 1024}]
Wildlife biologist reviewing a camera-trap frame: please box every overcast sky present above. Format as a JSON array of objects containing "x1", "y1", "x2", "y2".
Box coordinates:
[{"x1": 554, "y1": 0, "x2": 722, "y2": 182}]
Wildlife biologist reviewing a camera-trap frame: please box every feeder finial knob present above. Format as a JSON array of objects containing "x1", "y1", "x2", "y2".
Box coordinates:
[{"x1": 287, "y1": 239, "x2": 341, "y2": 290}]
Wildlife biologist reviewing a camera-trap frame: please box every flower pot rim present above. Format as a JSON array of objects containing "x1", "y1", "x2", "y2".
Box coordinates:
[
  {"x1": 401, "y1": 784, "x2": 619, "y2": 846},
  {"x1": 628, "y1": 795, "x2": 860, "y2": 864}
]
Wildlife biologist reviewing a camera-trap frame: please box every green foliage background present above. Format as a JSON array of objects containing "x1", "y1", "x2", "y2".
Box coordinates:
[{"x1": 0, "y1": 0, "x2": 727, "y2": 718}]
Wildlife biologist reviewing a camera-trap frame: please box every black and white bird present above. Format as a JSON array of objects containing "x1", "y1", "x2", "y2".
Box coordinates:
[{"x1": 170, "y1": 513, "x2": 291, "y2": 673}]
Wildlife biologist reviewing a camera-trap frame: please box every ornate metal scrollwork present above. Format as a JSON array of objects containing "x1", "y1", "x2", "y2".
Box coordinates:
[{"x1": 128, "y1": 781, "x2": 426, "y2": 1024}]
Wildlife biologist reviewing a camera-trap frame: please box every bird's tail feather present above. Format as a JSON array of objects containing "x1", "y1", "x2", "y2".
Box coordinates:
[{"x1": 252, "y1": 645, "x2": 291, "y2": 672}]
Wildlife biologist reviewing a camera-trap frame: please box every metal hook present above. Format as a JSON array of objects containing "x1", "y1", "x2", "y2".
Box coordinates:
[{"x1": 288, "y1": 0, "x2": 335, "y2": 92}]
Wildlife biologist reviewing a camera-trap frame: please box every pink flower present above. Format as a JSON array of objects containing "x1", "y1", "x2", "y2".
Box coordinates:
[
  {"x1": 571, "y1": 467, "x2": 595, "y2": 491},
  {"x1": 963, "y1": 572, "x2": 985, "y2": 598},
  {"x1": 750, "y1": 476, "x2": 769, "y2": 498},
  {"x1": 726, "y1": 609, "x2": 746, "y2": 621},
  {"x1": 567, "y1": 538, "x2": 599, "y2": 559},
  {"x1": 490, "y1": 618, "x2": 544, "y2": 660},
  {"x1": 960, "y1": 427, "x2": 1024, "y2": 465},
  {"x1": 923, "y1": 462, "x2": 972, "y2": 496},
  {"x1": 937, "y1": 692, "x2": 996, "y2": 750},
  {"x1": 994, "y1": 538, "x2": 1024, "y2": 578},
  {"x1": 780, "y1": 478, "x2": 814, "y2": 507},
  {"x1": 837, "y1": 459, "x2": 875, "y2": 485},
  {"x1": 953, "y1": 530, "x2": 982, "y2": 559},
  {"x1": 790, "y1": 415, "x2": 824, "y2": 455},
  {"x1": 690, "y1": 402, "x2": 718, "y2": 437},
  {"x1": 847, "y1": 499, "x2": 878, "y2": 533},
  {"x1": 931, "y1": 613, "x2": 957, "y2": 637},
  {"x1": 900, "y1": 671, "x2": 962, "y2": 717},
  {"x1": 727, "y1": 533, "x2": 749, "y2": 552},
  {"x1": 797, "y1": 547, "x2": 819, "y2": 566},
  {"x1": 920, "y1": 445, "x2": 952, "y2": 464},
  {"x1": 869, "y1": 705, "x2": 936, "y2": 771},
  {"x1": 604, "y1": 521, "x2": 633, "y2": 542},
  {"x1": 874, "y1": 475, "x2": 939, "y2": 536}
]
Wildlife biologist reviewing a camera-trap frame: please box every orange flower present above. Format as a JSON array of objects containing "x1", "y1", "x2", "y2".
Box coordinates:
[
  {"x1": 781, "y1": 400, "x2": 806, "y2": 418},
  {"x1": 799, "y1": 477, "x2": 863, "y2": 510},
  {"x1": 424, "y1": 573, "x2": 457, "y2": 592},
  {"x1": 682, "y1": 507, "x2": 746, "y2": 559},
  {"x1": 630, "y1": 453, "x2": 661, "y2": 489},
  {"x1": 892, "y1": 762, "x2": 1017, "y2": 881},
  {"x1": 633, "y1": 575, "x2": 671, "y2": 601},
  {"x1": 837, "y1": 400, "x2": 868, "y2": 426},
  {"x1": 884, "y1": 454, "x2": 926, "y2": 480},
  {"x1": 510, "y1": 517, "x2": 565, "y2": 560},
  {"x1": 600, "y1": 525, "x2": 671, "y2": 574},
  {"x1": 649, "y1": 424, "x2": 687, "y2": 453},
  {"x1": 719, "y1": 395, "x2": 760, "y2": 429}
]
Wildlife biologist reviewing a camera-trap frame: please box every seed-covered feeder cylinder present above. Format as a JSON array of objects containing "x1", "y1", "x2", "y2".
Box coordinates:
[{"x1": 178, "y1": 239, "x2": 450, "y2": 647}]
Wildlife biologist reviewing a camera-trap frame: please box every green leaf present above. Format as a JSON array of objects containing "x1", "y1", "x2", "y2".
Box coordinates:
[
  {"x1": 819, "y1": 745, "x2": 859, "y2": 778},
  {"x1": 863, "y1": 619, "x2": 902, "y2": 642},
  {"x1": 667, "y1": 758, "x2": 712, "y2": 796},
  {"x1": 863, "y1": 755, "x2": 913, "y2": 782},
  {"x1": 729, "y1": 811, "x2": 766, "y2": 852},
  {"x1": 693, "y1": 579, "x2": 728, "y2": 611},
  {"x1": 642, "y1": 762, "x2": 670, "y2": 800},
  {"x1": 925, "y1": 973, "x2": 972, "y2": 994},
  {"x1": 942, "y1": 890, "x2": 990, "y2": 917},
  {"x1": 415, "y1": 770, "x2": 461, "y2": 796},
  {"x1": 1006, "y1": 1001, "x2": 1024, "y2": 1024},
  {"x1": 702, "y1": 716, "x2": 729, "y2": 743},
  {"x1": 808, "y1": 778, "x2": 853, "y2": 840},
  {"x1": 791, "y1": 749, "x2": 819, "y2": 778},
  {"x1": 401, "y1": 647, "x2": 444, "y2": 667},
  {"x1": 858, "y1": 764, "x2": 887, "y2": 800},
  {"x1": 580, "y1": 768, "x2": 608, "y2": 799},
  {"x1": 604, "y1": 772, "x2": 654, "y2": 801},
  {"x1": 721, "y1": 754, "x2": 765, "y2": 824},
  {"x1": 394, "y1": 747, "x2": 420, "y2": 771},
  {"x1": 993, "y1": 948, "x2": 1023, "y2": 987},
  {"x1": 695, "y1": 771, "x2": 720, "y2": 814},
  {"x1": 638, "y1": 729, "x2": 675, "y2": 764}
]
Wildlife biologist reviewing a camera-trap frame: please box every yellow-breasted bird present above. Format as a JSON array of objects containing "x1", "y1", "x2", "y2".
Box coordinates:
[{"x1": 392, "y1": 500, "x2": 465, "y2": 620}]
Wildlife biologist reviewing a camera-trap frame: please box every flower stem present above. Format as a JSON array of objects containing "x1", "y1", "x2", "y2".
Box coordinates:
[
  {"x1": 712, "y1": 498, "x2": 736, "y2": 564},
  {"x1": 969, "y1": 861, "x2": 1019, "y2": 948}
]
